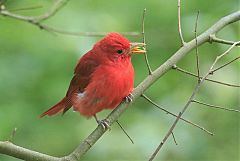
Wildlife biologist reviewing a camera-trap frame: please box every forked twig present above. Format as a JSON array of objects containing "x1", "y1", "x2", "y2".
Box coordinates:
[
  {"x1": 172, "y1": 65, "x2": 240, "y2": 88},
  {"x1": 0, "y1": 1, "x2": 140, "y2": 37},
  {"x1": 210, "y1": 56, "x2": 240, "y2": 74},
  {"x1": 149, "y1": 41, "x2": 240, "y2": 161},
  {"x1": 35, "y1": 0, "x2": 70, "y2": 22},
  {"x1": 141, "y1": 94, "x2": 213, "y2": 135},
  {"x1": 0, "y1": 8, "x2": 239, "y2": 161}
]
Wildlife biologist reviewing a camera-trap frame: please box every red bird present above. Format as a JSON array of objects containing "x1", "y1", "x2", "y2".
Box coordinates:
[{"x1": 40, "y1": 32, "x2": 145, "y2": 125}]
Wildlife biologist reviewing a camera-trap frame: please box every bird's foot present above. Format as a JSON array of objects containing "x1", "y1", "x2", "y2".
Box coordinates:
[
  {"x1": 94, "y1": 115, "x2": 110, "y2": 130},
  {"x1": 97, "y1": 119, "x2": 111, "y2": 131},
  {"x1": 124, "y1": 93, "x2": 133, "y2": 103}
]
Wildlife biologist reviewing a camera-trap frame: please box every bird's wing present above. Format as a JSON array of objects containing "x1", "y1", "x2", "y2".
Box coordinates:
[
  {"x1": 61, "y1": 51, "x2": 99, "y2": 114},
  {"x1": 40, "y1": 50, "x2": 100, "y2": 117},
  {"x1": 66, "y1": 50, "x2": 100, "y2": 97}
]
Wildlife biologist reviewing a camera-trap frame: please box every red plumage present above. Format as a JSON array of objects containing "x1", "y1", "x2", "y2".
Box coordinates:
[{"x1": 40, "y1": 32, "x2": 143, "y2": 118}]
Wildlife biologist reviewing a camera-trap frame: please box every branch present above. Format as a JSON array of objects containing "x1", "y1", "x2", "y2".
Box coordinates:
[
  {"x1": 210, "y1": 56, "x2": 240, "y2": 74},
  {"x1": 172, "y1": 65, "x2": 240, "y2": 87},
  {"x1": 149, "y1": 40, "x2": 240, "y2": 161},
  {"x1": 209, "y1": 34, "x2": 240, "y2": 46},
  {"x1": 0, "y1": 141, "x2": 59, "y2": 161},
  {"x1": 141, "y1": 94, "x2": 213, "y2": 135},
  {"x1": 66, "y1": 10, "x2": 240, "y2": 160},
  {"x1": 0, "y1": 1, "x2": 140, "y2": 37},
  {"x1": 0, "y1": 10, "x2": 239, "y2": 161},
  {"x1": 0, "y1": 0, "x2": 69, "y2": 22},
  {"x1": 34, "y1": 0, "x2": 70, "y2": 22},
  {"x1": 9, "y1": 5, "x2": 43, "y2": 12}
]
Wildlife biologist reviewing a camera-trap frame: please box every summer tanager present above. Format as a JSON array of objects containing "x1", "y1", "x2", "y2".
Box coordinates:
[{"x1": 40, "y1": 32, "x2": 145, "y2": 125}]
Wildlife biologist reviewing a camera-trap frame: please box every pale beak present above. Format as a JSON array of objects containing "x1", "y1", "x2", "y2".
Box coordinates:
[{"x1": 129, "y1": 42, "x2": 146, "y2": 55}]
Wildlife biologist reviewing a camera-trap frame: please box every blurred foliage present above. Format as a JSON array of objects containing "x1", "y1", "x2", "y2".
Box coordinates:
[{"x1": 0, "y1": 0, "x2": 239, "y2": 161}]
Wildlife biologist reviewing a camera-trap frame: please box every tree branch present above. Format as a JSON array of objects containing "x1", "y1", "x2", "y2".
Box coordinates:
[
  {"x1": 210, "y1": 56, "x2": 240, "y2": 74},
  {"x1": 172, "y1": 65, "x2": 240, "y2": 87},
  {"x1": 149, "y1": 40, "x2": 240, "y2": 161},
  {"x1": 0, "y1": 10, "x2": 239, "y2": 161},
  {"x1": 209, "y1": 34, "x2": 240, "y2": 46},
  {"x1": 9, "y1": 5, "x2": 43, "y2": 12},
  {"x1": 34, "y1": 0, "x2": 70, "y2": 22},
  {"x1": 0, "y1": 1, "x2": 140, "y2": 37},
  {"x1": 65, "y1": 10, "x2": 240, "y2": 161},
  {"x1": 0, "y1": 141, "x2": 59, "y2": 161},
  {"x1": 141, "y1": 94, "x2": 213, "y2": 135},
  {"x1": 0, "y1": 0, "x2": 69, "y2": 23}
]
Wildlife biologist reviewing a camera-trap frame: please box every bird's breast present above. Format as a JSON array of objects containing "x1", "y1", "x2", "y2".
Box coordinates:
[
  {"x1": 86, "y1": 59, "x2": 134, "y2": 106},
  {"x1": 98, "y1": 60, "x2": 134, "y2": 92}
]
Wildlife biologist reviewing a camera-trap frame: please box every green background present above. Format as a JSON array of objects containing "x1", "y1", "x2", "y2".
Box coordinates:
[{"x1": 0, "y1": 0, "x2": 239, "y2": 161}]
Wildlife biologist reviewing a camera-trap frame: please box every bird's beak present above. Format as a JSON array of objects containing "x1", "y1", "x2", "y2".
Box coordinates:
[{"x1": 129, "y1": 42, "x2": 146, "y2": 55}]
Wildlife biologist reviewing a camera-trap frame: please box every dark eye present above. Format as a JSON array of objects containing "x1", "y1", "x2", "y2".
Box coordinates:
[{"x1": 117, "y1": 50, "x2": 123, "y2": 54}]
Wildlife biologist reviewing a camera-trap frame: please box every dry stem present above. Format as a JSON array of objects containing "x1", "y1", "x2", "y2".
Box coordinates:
[{"x1": 149, "y1": 40, "x2": 240, "y2": 161}]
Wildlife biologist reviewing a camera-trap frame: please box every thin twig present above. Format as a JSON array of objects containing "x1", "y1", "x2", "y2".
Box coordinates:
[
  {"x1": 142, "y1": 8, "x2": 152, "y2": 74},
  {"x1": 172, "y1": 65, "x2": 240, "y2": 88},
  {"x1": 192, "y1": 100, "x2": 240, "y2": 112},
  {"x1": 8, "y1": 128, "x2": 17, "y2": 142},
  {"x1": 141, "y1": 94, "x2": 213, "y2": 135},
  {"x1": 209, "y1": 34, "x2": 240, "y2": 46},
  {"x1": 149, "y1": 41, "x2": 240, "y2": 161},
  {"x1": 178, "y1": 0, "x2": 185, "y2": 46},
  {"x1": 194, "y1": 11, "x2": 200, "y2": 83},
  {"x1": 210, "y1": 56, "x2": 240, "y2": 74},
  {"x1": 116, "y1": 120, "x2": 134, "y2": 144},
  {"x1": 171, "y1": 132, "x2": 178, "y2": 145},
  {"x1": 9, "y1": 5, "x2": 43, "y2": 12}
]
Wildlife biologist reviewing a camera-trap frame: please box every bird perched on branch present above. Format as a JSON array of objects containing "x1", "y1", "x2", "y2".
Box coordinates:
[{"x1": 40, "y1": 32, "x2": 145, "y2": 128}]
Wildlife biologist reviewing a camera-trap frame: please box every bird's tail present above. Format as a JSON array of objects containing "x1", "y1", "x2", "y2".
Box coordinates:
[{"x1": 39, "y1": 97, "x2": 71, "y2": 118}]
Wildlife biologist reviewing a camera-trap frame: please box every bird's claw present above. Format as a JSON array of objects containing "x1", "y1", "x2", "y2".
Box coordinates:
[
  {"x1": 97, "y1": 119, "x2": 111, "y2": 131},
  {"x1": 125, "y1": 93, "x2": 133, "y2": 103}
]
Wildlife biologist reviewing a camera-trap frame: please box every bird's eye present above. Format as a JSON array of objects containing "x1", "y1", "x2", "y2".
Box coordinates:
[{"x1": 117, "y1": 50, "x2": 123, "y2": 54}]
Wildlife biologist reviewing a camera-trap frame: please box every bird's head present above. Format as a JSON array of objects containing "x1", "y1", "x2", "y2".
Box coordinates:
[{"x1": 94, "y1": 32, "x2": 145, "y2": 61}]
